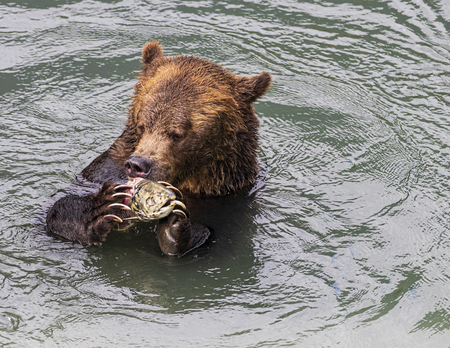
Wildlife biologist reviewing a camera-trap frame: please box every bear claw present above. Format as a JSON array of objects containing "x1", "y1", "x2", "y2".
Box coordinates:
[
  {"x1": 172, "y1": 209, "x2": 187, "y2": 218},
  {"x1": 114, "y1": 184, "x2": 134, "y2": 191},
  {"x1": 157, "y1": 181, "x2": 183, "y2": 199},
  {"x1": 112, "y1": 192, "x2": 133, "y2": 199},
  {"x1": 104, "y1": 214, "x2": 124, "y2": 223},
  {"x1": 108, "y1": 203, "x2": 132, "y2": 211}
]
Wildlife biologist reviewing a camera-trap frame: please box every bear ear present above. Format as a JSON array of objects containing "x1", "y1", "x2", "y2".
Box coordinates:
[
  {"x1": 142, "y1": 41, "x2": 164, "y2": 65},
  {"x1": 237, "y1": 71, "x2": 272, "y2": 103}
]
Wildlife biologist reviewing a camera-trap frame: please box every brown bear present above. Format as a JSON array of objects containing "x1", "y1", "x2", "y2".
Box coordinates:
[{"x1": 46, "y1": 41, "x2": 272, "y2": 257}]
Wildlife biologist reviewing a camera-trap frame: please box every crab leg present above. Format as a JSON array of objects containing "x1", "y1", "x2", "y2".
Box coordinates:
[{"x1": 122, "y1": 216, "x2": 143, "y2": 221}]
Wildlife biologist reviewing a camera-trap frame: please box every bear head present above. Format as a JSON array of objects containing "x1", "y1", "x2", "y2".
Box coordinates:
[{"x1": 110, "y1": 41, "x2": 271, "y2": 196}]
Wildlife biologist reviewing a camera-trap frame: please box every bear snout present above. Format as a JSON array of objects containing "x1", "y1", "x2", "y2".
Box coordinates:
[{"x1": 125, "y1": 155, "x2": 153, "y2": 178}]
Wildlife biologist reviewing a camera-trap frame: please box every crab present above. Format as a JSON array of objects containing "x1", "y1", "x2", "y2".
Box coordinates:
[{"x1": 104, "y1": 179, "x2": 187, "y2": 224}]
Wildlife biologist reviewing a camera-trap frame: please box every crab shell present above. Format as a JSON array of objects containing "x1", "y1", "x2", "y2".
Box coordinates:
[{"x1": 129, "y1": 180, "x2": 179, "y2": 220}]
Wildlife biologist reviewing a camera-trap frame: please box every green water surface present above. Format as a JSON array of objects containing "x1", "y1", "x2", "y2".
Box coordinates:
[{"x1": 1, "y1": 0, "x2": 450, "y2": 346}]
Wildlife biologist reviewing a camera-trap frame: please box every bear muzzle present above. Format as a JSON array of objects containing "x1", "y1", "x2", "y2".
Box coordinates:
[{"x1": 125, "y1": 155, "x2": 153, "y2": 178}]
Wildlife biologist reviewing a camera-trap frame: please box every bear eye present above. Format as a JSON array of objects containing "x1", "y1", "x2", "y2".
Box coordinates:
[
  {"x1": 170, "y1": 132, "x2": 184, "y2": 141},
  {"x1": 137, "y1": 125, "x2": 145, "y2": 135}
]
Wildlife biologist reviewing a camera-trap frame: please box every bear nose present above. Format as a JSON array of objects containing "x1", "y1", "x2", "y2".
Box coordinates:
[{"x1": 124, "y1": 156, "x2": 152, "y2": 178}]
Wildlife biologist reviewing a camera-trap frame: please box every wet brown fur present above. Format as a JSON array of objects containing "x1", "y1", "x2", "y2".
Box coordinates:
[{"x1": 109, "y1": 41, "x2": 271, "y2": 196}]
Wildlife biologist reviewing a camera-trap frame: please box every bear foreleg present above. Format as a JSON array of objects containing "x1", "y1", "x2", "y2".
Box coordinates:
[
  {"x1": 157, "y1": 211, "x2": 211, "y2": 258},
  {"x1": 46, "y1": 181, "x2": 131, "y2": 245}
]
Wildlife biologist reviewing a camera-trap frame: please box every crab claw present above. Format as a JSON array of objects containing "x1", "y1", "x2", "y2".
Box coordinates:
[
  {"x1": 104, "y1": 214, "x2": 124, "y2": 223},
  {"x1": 108, "y1": 203, "x2": 132, "y2": 211}
]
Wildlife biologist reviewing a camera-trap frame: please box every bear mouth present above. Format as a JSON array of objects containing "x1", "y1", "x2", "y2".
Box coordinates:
[{"x1": 122, "y1": 177, "x2": 145, "y2": 206}]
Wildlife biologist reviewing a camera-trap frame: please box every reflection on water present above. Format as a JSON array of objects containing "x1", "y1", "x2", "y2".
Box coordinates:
[{"x1": 1, "y1": 0, "x2": 450, "y2": 346}]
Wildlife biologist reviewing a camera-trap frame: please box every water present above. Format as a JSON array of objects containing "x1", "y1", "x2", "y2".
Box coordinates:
[{"x1": 1, "y1": 0, "x2": 450, "y2": 346}]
